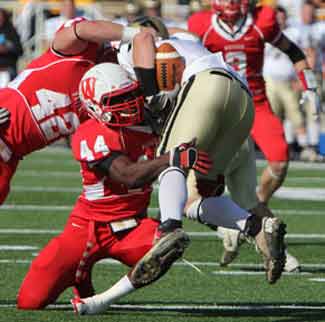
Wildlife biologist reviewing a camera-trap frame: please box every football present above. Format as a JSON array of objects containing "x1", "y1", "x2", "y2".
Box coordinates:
[{"x1": 155, "y1": 42, "x2": 183, "y2": 92}]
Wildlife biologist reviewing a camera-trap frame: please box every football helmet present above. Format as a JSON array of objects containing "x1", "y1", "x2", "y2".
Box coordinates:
[
  {"x1": 130, "y1": 15, "x2": 169, "y2": 39},
  {"x1": 79, "y1": 63, "x2": 144, "y2": 127},
  {"x1": 212, "y1": 0, "x2": 257, "y2": 24}
]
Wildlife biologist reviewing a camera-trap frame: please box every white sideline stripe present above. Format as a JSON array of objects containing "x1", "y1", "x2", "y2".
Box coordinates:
[
  {"x1": 1, "y1": 303, "x2": 325, "y2": 311},
  {"x1": 0, "y1": 229, "x2": 324, "y2": 239},
  {"x1": 309, "y1": 278, "x2": 325, "y2": 282},
  {"x1": 15, "y1": 170, "x2": 79, "y2": 178},
  {"x1": 1, "y1": 205, "x2": 325, "y2": 216},
  {"x1": 2, "y1": 246, "x2": 34, "y2": 251},
  {"x1": 211, "y1": 271, "x2": 311, "y2": 276},
  {"x1": 1, "y1": 257, "x2": 325, "y2": 270},
  {"x1": 257, "y1": 159, "x2": 325, "y2": 170},
  {"x1": 12, "y1": 186, "x2": 81, "y2": 192}
]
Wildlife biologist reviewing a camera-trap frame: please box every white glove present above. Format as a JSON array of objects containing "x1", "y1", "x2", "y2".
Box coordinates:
[
  {"x1": 300, "y1": 89, "x2": 323, "y2": 121},
  {"x1": 0, "y1": 107, "x2": 10, "y2": 125}
]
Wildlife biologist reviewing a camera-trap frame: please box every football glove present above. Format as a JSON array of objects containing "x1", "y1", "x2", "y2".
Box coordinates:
[
  {"x1": 298, "y1": 69, "x2": 323, "y2": 120},
  {"x1": 0, "y1": 107, "x2": 9, "y2": 125},
  {"x1": 169, "y1": 138, "x2": 212, "y2": 175}
]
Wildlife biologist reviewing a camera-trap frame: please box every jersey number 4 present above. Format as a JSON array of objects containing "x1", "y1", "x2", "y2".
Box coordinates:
[{"x1": 80, "y1": 135, "x2": 110, "y2": 161}]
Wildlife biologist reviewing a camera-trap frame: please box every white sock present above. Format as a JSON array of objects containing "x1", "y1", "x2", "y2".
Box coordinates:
[
  {"x1": 307, "y1": 121, "x2": 320, "y2": 146},
  {"x1": 297, "y1": 133, "x2": 308, "y2": 147},
  {"x1": 83, "y1": 275, "x2": 135, "y2": 314},
  {"x1": 186, "y1": 196, "x2": 250, "y2": 231},
  {"x1": 284, "y1": 120, "x2": 294, "y2": 144},
  {"x1": 158, "y1": 167, "x2": 187, "y2": 223}
]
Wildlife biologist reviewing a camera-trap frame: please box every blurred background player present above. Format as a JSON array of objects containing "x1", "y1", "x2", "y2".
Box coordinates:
[
  {"x1": 188, "y1": 0, "x2": 320, "y2": 208},
  {"x1": 263, "y1": 5, "x2": 309, "y2": 160}
]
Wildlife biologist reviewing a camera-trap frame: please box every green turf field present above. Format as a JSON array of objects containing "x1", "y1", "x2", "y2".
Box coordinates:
[{"x1": 1, "y1": 147, "x2": 325, "y2": 322}]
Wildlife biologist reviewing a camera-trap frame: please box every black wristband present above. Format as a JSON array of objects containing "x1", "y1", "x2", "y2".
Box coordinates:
[
  {"x1": 134, "y1": 67, "x2": 159, "y2": 96},
  {"x1": 280, "y1": 36, "x2": 306, "y2": 64}
]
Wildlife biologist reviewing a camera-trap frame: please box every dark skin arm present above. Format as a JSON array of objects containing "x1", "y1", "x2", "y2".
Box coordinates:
[{"x1": 95, "y1": 153, "x2": 170, "y2": 189}]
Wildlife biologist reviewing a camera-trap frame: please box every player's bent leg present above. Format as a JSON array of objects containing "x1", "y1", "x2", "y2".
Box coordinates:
[
  {"x1": 17, "y1": 216, "x2": 90, "y2": 309},
  {"x1": 257, "y1": 161, "x2": 288, "y2": 204}
]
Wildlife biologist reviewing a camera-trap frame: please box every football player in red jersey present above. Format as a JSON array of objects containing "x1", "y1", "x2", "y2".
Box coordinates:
[
  {"x1": 0, "y1": 16, "x2": 159, "y2": 205},
  {"x1": 17, "y1": 62, "x2": 212, "y2": 311},
  {"x1": 188, "y1": 0, "x2": 321, "y2": 204}
]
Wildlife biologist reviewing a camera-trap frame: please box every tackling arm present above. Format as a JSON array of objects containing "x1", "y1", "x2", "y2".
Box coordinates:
[
  {"x1": 91, "y1": 140, "x2": 212, "y2": 189},
  {"x1": 92, "y1": 152, "x2": 170, "y2": 189},
  {"x1": 53, "y1": 19, "x2": 156, "y2": 56}
]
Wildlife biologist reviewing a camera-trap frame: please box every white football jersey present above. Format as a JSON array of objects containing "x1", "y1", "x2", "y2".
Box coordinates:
[{"x1": 117, "y1": 35, "x2": 249, "y2": 91}]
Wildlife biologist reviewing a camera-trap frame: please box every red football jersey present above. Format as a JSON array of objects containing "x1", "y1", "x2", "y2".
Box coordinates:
[
  {"x1": 188, "y1": 6, "x2": 282, "y2": 102},
  {"x1": 0, "y1": 18, "x2": 98, "y2": 158},
  {"x1": 71, "y1": 119, "x2": 157, "y2": 222}
]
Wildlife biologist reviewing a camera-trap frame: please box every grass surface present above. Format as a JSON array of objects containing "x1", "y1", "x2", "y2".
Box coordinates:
[{"x1": 1, "y1": 147, "x2": 325, "y2": 322}]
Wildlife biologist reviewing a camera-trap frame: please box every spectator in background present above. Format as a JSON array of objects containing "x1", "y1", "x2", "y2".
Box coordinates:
[
  {"x1": 113, "y1": 1, "x2": 142, "y2": 26},
  {"x1": 44, "y1": 0, "x2": 81, "y2": 43},
  {"x1": 0, "y1": 8, "x2": 23, "y2": 87},
  {"x1": 277, "y1": 0, "x2": 304, "y2": 25},
  {"x1": 263, "y1": 6, "x2": 309, "y2": 160},
  {"x1": 295, "y1": 0, "x2": 324, "y2": 160}
]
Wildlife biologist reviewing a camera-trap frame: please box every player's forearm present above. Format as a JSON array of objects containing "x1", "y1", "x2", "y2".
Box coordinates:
[{"x1": 110, "y1": 155, "x2": 170, "y2": 189}]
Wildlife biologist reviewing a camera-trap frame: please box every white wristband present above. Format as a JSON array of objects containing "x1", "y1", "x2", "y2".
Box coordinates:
[{"x1": 121, "y1": 26, "x2": 141, "y2": 42}]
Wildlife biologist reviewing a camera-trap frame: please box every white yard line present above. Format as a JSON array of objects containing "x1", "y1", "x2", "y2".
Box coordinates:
[
  {"x1": 0, "y1": 257, "x2": 324, "y2": 270},
  {"x1": 1, "y1": 302, "x2": 325, "y2": 311},
  {"x1": 14, "y1": 170, "x2": 79, "y2": 178},
  {"x1": 0, "y1": 228, "x2": 324, "y2": 239},
  {"x1": 1, "y1": 205, "x2": 324, "y2": 216}
]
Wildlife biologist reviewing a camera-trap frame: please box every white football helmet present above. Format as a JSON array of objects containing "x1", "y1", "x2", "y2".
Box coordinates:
[{"x1": 79, "y1": 63, "x2": 144, "y2": 127}]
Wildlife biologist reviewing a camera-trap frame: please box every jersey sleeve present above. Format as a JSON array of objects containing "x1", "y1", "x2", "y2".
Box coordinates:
[
  {"x1": 255, "y1": 6, "x2": 282, "y2": 44},
  {"x1": 71, "y1": 120, "x2": 123, "y2": 163},
  {"x1": 188, "y1": 11, "x2": 212, "y2": 39}
]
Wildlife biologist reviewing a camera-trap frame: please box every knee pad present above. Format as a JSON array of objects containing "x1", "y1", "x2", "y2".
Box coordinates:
[{"x1": 267, "y1": 162, "x2": 288, "y2": 181}]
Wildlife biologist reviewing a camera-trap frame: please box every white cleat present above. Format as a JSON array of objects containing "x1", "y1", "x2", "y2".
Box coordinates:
[
  {"x1": 284, "y1": 251, "x2": 300, "y2": 272},
  {"x1": 218, "y1": 227, "x2": 245, "y2": 266},
  {"x1": 71, "y1": 296, "x2": 109, "y2": 315}
]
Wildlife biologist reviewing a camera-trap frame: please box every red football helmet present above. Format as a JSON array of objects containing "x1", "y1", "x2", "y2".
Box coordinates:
[
  {"x1": 212, "y1": 0, "x2": 256, "y2": 24},
  {"x1": 79, "y1": 63, "x2": 144, "y2": 127}
]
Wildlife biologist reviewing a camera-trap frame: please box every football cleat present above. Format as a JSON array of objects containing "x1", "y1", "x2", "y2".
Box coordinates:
[
  {"x1": 218, "y1": 227, "x2": 245, "y2": 266},
  {"x1": 129, "y1": 228, "x2": 190, "y2": 288},
  {"x1": 254, "y1": 217, "x2": 286, "y2": 284},
  {"x1": 71, "y1": 297, "x2": 88, "y2": 315},
  {"x1": 284, "y1": 251, "x2": 300, "y2": 272}
]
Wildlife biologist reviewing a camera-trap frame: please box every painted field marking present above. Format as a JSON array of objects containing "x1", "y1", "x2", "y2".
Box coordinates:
[
  {"x1": 1, "y1": 302, "x2": 325, "y2": 313},
  {"x1": 0, "y1": 228, "x2": 324, "y2": 240},
  {"x1": 1, "y1": 205, "x2": 325, "y2": 217}
]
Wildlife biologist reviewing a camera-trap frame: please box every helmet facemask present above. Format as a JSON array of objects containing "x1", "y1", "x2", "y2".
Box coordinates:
[{"x1": 80, "y1": 65, "x2": 145, "y2": 127}]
